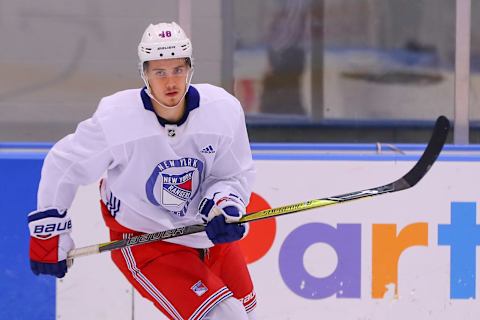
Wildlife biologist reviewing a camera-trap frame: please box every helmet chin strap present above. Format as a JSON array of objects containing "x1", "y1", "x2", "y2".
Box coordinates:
[{"x1": 141, "y1": 68, "x2": 195, "y2": 110}]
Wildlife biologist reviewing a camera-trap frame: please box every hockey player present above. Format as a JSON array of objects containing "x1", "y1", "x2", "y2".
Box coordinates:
[{"x1": 28, "y1": 22, "x2": 257, "y2": 320}]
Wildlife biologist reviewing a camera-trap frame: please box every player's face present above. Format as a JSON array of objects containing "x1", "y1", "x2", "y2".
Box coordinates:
[{"x1": 145, "y1": 58, "x2": 190, "y2": 107}]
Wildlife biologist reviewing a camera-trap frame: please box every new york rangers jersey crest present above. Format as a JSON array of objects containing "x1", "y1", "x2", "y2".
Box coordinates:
[
  {"x1": 146, "y1": 157, "x2": 204, "y2": 217},
  {"x1": 162, "y1": 170, "x2": 194, "y2": 205}
]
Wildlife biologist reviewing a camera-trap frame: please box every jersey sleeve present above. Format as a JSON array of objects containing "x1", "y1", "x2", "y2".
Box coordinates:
[
  {"x1": 37, "y1": 110, "x2": 115, "y2": 211},
  {"x1": 201, "y1": 102, "x2": 255, "y2": 206}
]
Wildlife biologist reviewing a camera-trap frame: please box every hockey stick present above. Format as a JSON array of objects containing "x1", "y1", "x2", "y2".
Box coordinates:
[{"x1": 67, "y1": 115, "x2": 449, "y2": 262}]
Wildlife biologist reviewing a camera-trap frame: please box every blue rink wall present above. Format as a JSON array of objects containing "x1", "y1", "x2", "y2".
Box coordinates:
[
  {"x1": 2, "y1": 143, "x2": 480, "y2": 319},
  {"x1": 0, "y1": 152, "x2": 55, "y2": 320}
]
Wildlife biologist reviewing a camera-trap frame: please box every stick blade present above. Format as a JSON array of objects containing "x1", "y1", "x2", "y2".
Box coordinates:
[{"x1": 394, "y1": 115, "x2": 450, "y2": 190}]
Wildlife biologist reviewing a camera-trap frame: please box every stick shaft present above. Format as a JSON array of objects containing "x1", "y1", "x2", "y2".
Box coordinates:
[{"x1": 67, "y1": 116, "x2": 449, "y2": 261}]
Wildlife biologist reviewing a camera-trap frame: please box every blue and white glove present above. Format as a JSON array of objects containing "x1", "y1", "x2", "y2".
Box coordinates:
[
  {"x1": 199, "y1": 194, "x2": 246, "y2": 244},
  {"x1": 28, "y1": 208, "x2": 75, "y2": 278}
]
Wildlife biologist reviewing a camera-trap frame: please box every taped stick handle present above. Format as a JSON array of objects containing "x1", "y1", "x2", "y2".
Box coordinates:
[
  {"x1": 67, "y1": 245, "x2": 100, "y2": 266},
  {"x1": 68, "y1": 244, "x2": 100, "y2": 258}
]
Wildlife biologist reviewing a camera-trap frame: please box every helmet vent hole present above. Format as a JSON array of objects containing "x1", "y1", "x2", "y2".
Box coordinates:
[
  {"x1": 159, "y1": 53, "x2": 163, "y2": 57},
  {"x1": 171, "y1": 52, "x2": 175, "y2": 56}
]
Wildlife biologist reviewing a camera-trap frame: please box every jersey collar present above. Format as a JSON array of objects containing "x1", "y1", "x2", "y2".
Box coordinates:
[{"x1": 140, "y1": 86, "x2": 200, "y2": 127}]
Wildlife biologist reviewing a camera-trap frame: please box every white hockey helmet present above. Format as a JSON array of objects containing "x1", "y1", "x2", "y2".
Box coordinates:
[{"x1": 138, "y1": 22, "x2": 192, "y2": 64}]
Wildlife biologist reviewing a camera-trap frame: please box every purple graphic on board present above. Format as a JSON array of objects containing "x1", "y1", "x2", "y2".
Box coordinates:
[{"x1": 279, "y1": 223, "x2": 361, "y2": 299}]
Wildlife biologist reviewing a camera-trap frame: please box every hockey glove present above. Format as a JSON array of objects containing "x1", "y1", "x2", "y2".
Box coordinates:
[
  {"x1": 199, "y1": 195, "x2": 246, "y2": 244},
  {"x1": 28, "y1": 208, "x2": 74, "y2": 278}
]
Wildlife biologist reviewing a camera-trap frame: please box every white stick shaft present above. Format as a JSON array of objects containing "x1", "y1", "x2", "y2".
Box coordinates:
[{"x1": 68, "y1": 245, "x2": 100, "y2": 259}]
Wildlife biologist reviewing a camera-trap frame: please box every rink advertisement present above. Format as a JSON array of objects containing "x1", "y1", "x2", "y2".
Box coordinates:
[
  {"x1": 3, "y1": 145, "x2": 480, "y2": 319},
  {"x1": 240, "y1": 160, "x2": 480, "y2": 319},
  {"x1": 59, "y1": 155, "x2": 480, "y2": 319}
]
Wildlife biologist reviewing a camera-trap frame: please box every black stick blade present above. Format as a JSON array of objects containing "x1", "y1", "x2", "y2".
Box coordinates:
[{"x1": 393, "y1": 115, "x2": 450, "y2": 191}]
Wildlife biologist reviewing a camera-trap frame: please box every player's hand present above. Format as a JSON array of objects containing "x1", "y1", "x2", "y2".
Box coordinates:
[
  {"x1": 28, "y1": 208, "x2": 75, "y2": 278},
  {"x1": 199, "y1": 196, "x2": 246, "y2": 244}
]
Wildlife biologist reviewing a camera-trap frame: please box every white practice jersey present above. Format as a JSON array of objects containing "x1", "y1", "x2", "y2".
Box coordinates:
[{"x1": 37, "y1": 84, "x2": 255, "y2": 248}]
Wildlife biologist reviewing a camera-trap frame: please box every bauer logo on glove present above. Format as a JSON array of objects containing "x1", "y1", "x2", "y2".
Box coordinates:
[
  {"x1": 31, "y1": 220, "x2": 72, "y2": 238},
  {"x1": 28, "y1": 208, "x2": 72, "y2": 239}
]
